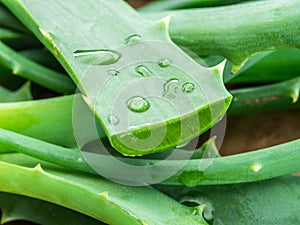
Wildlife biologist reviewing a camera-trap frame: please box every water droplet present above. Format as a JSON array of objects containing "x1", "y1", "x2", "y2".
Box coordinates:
[
  {"x1": 182, "y1": 83, "x2": 195, "y2": 93},
  {"x1": 179, "y1": 171, "x2": 205, "y2": 187},
  {"x1": 73, "y1": 49, "x2": 121, "y2": 65},
  {"x1": 124, "y1": 34, "x2": 142, "y2": 45},
  {"x1": 108, "y1": 115, "x2": 119, "y2": 125},
  {"x1": 126, "y1": 96, "x2": 150, "y2": 113},
  {"x1": 158, "y1": 58, "x2": 172, "y2": 68},
  {"x1": 135, "y1": 65, "x2": 152, "y2": 77},
  {"x1": 162, "y1": 78, "x2": 179, "y2": 99},
  {"x1": 108, "y1": 70, "x2": 120, "y2": 76}
]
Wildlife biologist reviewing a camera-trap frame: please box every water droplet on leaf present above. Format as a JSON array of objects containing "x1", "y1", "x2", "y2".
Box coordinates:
[
  {"x1": 73, "y1": 49, "x2": 121, "y2": 65},
  {"x1": 124, "y1": 34, "x2": 142, "y2": 45},
  {"x1": 158, "y1": 58, "x2": 172, "y2": 68},
  {"x1": 108, "y1": 70, "x2": 120, "y2": 76},
  {"x1": 108, "y1": 115, "x2": 119, "y2": 125},
  {"x1": 135, "y1": 65, "x2": 152, "y2": 77},
  {"x1": 163, "y1": 78, "x2": 179, "y2": 99},
  {"x1": 182, "y1": 82, "x2": 195, "y2": 93},
  {"x1": 127, "y1": 96, "x2": 150, "y2": 113}
]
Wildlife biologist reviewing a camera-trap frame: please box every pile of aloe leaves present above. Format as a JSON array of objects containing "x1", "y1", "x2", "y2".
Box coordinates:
[{"x1": 1, "y1": 0, "x2": 300, "y2": 224}]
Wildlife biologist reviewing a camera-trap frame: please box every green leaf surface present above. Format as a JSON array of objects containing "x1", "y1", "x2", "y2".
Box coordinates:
[
  {"x1": 0, "y1": 192, "x2": 105, "y2": 225},
  {"x1": 0, "y1": 82, "x2": 32, "y2": 103},
  {"x1": 146, "y1": 0, "x2": 300, "y2": 72},
  {"x1": 0, "y1": 153, "x2": 207, "y2": 225},
  {"x1": 156, "y1": 176, "x2": 300, "y2": 224},
  {"x1": 2, "y1": 0, "x2": 231, "y2": 156}
]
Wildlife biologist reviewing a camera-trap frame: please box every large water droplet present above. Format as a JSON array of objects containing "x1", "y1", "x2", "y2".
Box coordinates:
[
  {"x1": 124, "y1": 34, "x2": 142, "y2": 45},
  {"x1": 182, "y1": 82, "x2": 195, "y2": 93},
  {"x1": 135, "y1": 65, "x2": 152, "y2": 77},
  {"x1": 73, "y1": 49, "x2": 121, "y2": 65},
  {"x1": 163, "y1": 78, "x2": 179, "y2": 99},
  {"x1": 108, "y1": 70, "x2": 120, "y2": 76},
  {"x1": 126, "y1": 96, "x2": 150, "y2": 113},
  {"x1": 158, "y1": 58, "x2": 172, "y2": 68},
  {"x1": 108, "y1": 115, "x2": 119, "y2": 125}
]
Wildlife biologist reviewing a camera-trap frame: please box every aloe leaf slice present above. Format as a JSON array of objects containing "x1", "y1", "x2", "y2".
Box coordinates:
[
  {"x1": 0, "y1": 192, "x2": 105, "y2": 225},
  {"x1": 0, "y1": 153, "x2": 207, "y2": 225},
  {"x1": 2, "y1": 0, "x2": 231, "y2": 156},
  {"x1": 1, "y1": 128, "x2": 300, "y2": 186},
  {"x1": 146, "y1": 0, "x2": 300, "y2": 73},
  {"x1": 156, "y1": 175, "x2": 300, "y2": 224}
]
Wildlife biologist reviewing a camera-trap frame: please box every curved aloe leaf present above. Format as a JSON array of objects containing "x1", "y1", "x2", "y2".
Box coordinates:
[
  {"x1": 146, "y1": 0, "x2": 300, "y2": 73},
  {"x1": 140, "y1": 0, "x2": 249, "y2": 11},
  {"x1": 0, "y1": 192, "x2": 105, "y2": 225},
  {"x1": 1, "y1": 128, "x2": 300, "y2": 186},
  {"x1": 228, "y1": 75, "x2": 300, "y2": 115},
  {"x1": 2, "y1": 0, "x2": 231, "y2": 156},
  {"x1": 0, "y1": 94, "x2": 106, "y2": 148},
  {"x1": 0, "y1": 153, "x2": 207, "y2": 225},
  {"x1": 0, "y1": 41, "x2": 75, "y2": 93},
  {"x1": 156, "y1": 176, "x2": 300, "y2": 224},
  {"x1": 224, "y1": 48, "x2": 300, "y2": 84},
  {"x1": 0, "y1": 27, "x2": 24, "y2": 40}
]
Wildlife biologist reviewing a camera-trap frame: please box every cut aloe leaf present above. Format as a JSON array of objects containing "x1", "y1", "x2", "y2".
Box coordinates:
[
  {"x1": 146, "y1": 0, "x2": 300, "y2": 73},
  {"x1": 3, "y1": 0, "x2": 231, "y2": 156},
  {"x1": 0, "y1": 192, "x2": 105, "y2": 225},
  {"x1": 0, "y1": 154, "x2": 208, "y2": 225},
  {"x1": 156, "y1": 176, "x2": 300, "y2": 224}
]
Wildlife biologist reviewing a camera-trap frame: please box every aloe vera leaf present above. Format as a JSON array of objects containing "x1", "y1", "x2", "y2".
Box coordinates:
[
  {"x1": 140, "y1": 0, "x2": 249, "y2": 11},
  {"x1": 156, "y1": 175, "x2": 300, "y2": 224},
  {"x1": 0, "y1": 81, "x2": 32, "y2": 102},
  {"x1": 0, "y1": 192, "x2": 105, "y2": 225},
  {"x1": 0, "y1": 41, "x2": 75, "y2": 93},
  {"x1": 0, "y1": 94, "x2": 105, "y2": 147},
  {"x1": 0, "y1": 27, "x2": 24, "y2": 40},
  {"x1": 3, "y1": 0, "x2": 231, "y2": 156},
  {"x1": 224, "y1": 48, "x2": 300, "y2": 84},
  {"x1": 1, "y1": 127, "x2": 300, "y2": 186},
  {"x1": 146, "y1": 0, "x2": 300, "y2": 73},
  {"x1": 20, "y1": 48, "x2": 65, "y2": 71},
  {"x1": 0, "y1": 154, "x2": 207, "y2": 225},
  {"x1": 228, "y1": 75, "x2": 300, "y2": 115}
]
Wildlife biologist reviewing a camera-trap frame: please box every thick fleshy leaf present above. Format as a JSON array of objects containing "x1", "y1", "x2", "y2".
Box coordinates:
[{"x1": 2, "y1": 0, "x2": 231, "y2": 156}]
